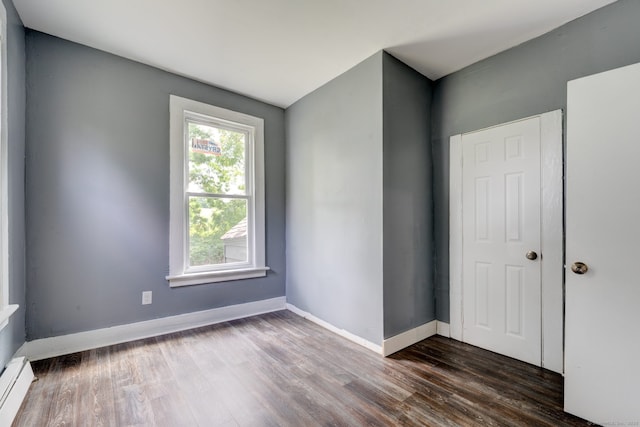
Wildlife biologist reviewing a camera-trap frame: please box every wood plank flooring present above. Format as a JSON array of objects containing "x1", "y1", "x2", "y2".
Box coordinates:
[{"x1": 13, "y1": 310, "x2": 594, "y2": 426}]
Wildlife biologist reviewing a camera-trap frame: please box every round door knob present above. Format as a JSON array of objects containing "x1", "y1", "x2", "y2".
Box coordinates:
[
  {"x1": 526, "y1": 251, "x2": 538, "y2": 260},
  {"x1": 571, "y1": 262, "x2": 588, "y2": 275}
]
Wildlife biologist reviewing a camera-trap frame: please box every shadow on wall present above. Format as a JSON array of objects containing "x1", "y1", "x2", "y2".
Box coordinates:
[{"x1": 387, "y1": 20, "x2": 555, "y2": 79}]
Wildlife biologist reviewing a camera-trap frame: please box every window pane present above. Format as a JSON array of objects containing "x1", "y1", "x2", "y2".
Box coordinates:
[
  {"x1": 188, "y1": 122, "x2": 246, "y2": 195},
  {"x1": 188, "y1": 196, "x2": 248, "y2": 267}
]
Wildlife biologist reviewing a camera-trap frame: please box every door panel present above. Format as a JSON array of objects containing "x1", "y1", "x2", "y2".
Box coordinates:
[
  {"x1": 565, "y1": 62, "x2": 640, "y2": 423},
  {"x1": 505, "y1": 265, "x2": 524, "y2": 337},
  {"x1": 461, "y1": 117, "x2": 542, "y2": 366}
]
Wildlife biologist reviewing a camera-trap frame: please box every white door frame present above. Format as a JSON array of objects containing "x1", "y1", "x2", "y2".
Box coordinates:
[{"x1": 449, "y1": 109, "x2": 564, "y2": 373}]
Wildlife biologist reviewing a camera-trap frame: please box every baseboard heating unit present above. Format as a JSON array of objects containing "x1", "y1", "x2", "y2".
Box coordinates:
[{"x1": 0, "y1": 357, "x2": 34, "y2": 426}]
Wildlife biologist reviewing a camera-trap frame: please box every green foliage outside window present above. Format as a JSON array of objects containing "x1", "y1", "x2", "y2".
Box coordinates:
[{"x1": 188, "y1": 123, "x2": 247, "y2": 267}]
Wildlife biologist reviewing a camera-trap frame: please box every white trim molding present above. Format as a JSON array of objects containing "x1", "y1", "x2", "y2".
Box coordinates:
[
  {"x1": 168, "y1": 95, "x2": 267, "y2": 287},
  {"x1": 17, "y1": 297, "x2": 286, "y2": 361},
  {"x1": 0, "y1": 0, "x2": 10, "y2": 333},
  {"x1": 540, "y1": 110, "x2": 564, "y2": 374},
  {"x1": 0, "y1": 304, "x2": 17, "y2": 331},
  {"x1": 166, "y1": 267, "x2": 270, "y2": 287},
  {"x1": 436, "y1": 321, "x2": 450, "y2": 338},
  {"x1": 449, "y1": 110, "x2": 564, "y2": 374},
  {"x1": 382, "y1": 321, "x2": 437, "y2": 356},
  {"x1": 449, "y1": 134, "x2": 463, "y2": 342},
  {"x1": 286, "y1": 304, "x2": 382, "y2": 355}
]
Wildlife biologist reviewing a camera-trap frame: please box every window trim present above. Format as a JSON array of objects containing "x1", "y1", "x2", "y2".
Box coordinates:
[
  {"x1": 0, "y1": 2, "x2": 18, "y2": 330},
  {"x1": 167, "y1": 95, "x2": 267, "y2": 287}
]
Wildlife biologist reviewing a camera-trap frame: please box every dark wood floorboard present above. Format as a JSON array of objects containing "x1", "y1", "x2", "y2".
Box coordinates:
[{"x1": 13, "y1": 310, "x2": 595, "y2": 426}]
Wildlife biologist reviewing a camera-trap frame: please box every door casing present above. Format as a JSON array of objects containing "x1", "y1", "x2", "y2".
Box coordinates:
[{"x1": 449, "y1": 110, "x2": 563, "y2": 373}]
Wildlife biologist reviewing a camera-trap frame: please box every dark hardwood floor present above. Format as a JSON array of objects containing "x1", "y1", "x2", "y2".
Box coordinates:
[{"x1": 13, "y1": 310, "x2": 593, "y2": 426}]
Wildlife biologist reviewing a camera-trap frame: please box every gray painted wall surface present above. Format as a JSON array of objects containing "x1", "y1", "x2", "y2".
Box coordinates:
[
  {"x1": 382, "y1": 53, "x2": 434, "y2": 338},
  {"x1": 25, "y1": 32, "x2": 285, "y2": 339},
  {"x1": 432, "y1": 0, "x2": 640, "y2": 322},
  {"x1": 0, "y1": 0, "x2": 26, "y2": 369},
  {"x1": 286, "y1": 52, "x2": 384, "y2": 345}
]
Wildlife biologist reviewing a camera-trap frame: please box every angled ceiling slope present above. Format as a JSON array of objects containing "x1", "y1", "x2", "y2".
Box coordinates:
[{"x1": 14, "y1": 0, "x2": 617, "y2": 108}]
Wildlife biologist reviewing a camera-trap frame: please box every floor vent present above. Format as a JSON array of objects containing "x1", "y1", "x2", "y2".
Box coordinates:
[{"x1": 0, "y1": 357, "x2": 34, "y2": 426}]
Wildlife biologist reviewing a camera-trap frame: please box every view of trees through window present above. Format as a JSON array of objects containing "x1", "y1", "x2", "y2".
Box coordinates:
[{"x1": 187, "y1": 121, "x2": 248, "y2": 267}]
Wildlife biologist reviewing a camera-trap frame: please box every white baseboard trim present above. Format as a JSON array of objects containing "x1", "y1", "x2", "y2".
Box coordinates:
[
  {"x1": 0, "y1": 357, "x2": 34, "y2": 426},
  {"x1": 17, "y1": 296, "x2": 286, "y2": 361},
  {"x1": 286, "y1": 304, "x2": 382, "y2": 355},
  {"x1": 382, "y1": 320, "x2": 437, "y2": 356},
  {"x1": 436, "y1": 321, "x2": 450, "y2": 338}
]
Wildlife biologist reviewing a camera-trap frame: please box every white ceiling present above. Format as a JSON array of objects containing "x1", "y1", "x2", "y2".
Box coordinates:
[{"x1": 13, "y1": 0, "x2": 617, "y2": 108}]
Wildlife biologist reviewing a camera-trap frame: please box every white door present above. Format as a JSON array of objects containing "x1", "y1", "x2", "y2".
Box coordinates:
[
  {"x1": 565, "y1": 63, "x2": 640, "y2": 424},
  {"x1": 461, "y1": 117, "x2": 542, "y2": 366}
]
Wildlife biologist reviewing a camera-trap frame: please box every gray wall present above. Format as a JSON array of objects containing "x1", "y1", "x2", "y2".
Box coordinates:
[
  {"x1": 0, "y1": 0, "x2": 26, "y2": 369},
  {"x1": 432, "y1": 0, "x2": 640, "y2": 322},
  {"x1": 382, "y1": 53, "x2": 434, "y2": 338},
  {"x1": 286, "y1": 52, "x2": 384, "y2": 344},
  {"x1": 25, "y1": 31, "x2": 286, "y2": 339}
]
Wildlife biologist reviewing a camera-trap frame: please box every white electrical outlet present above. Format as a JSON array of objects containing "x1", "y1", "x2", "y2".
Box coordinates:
[{"x1": 142, "y1": 291, "x2": 152, "y2": 305}]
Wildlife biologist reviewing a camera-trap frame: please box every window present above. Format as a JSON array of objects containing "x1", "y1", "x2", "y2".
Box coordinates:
[
  {"x1": 0, "y1": 2, "x2": 17, "y2": 329},
  {"x1": 167, "y1": 96, "x2": 267, "y2": 287}
]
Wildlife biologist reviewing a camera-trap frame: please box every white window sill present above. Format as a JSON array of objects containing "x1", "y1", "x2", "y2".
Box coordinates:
[
  {"x1": 0, "y1": 304, "x2": 18, "y2": 331},
  {"x1": 166, "y1": 267, "x2": 270, "y2": 288}
]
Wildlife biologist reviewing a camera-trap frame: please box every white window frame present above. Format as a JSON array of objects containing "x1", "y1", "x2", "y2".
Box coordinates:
[
  {"x1": 167, "y1": 95, "x2": 267, "y2": 287},
  {"x1": 0, "y1": 2, "x2": 18, "y2": 330}
]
